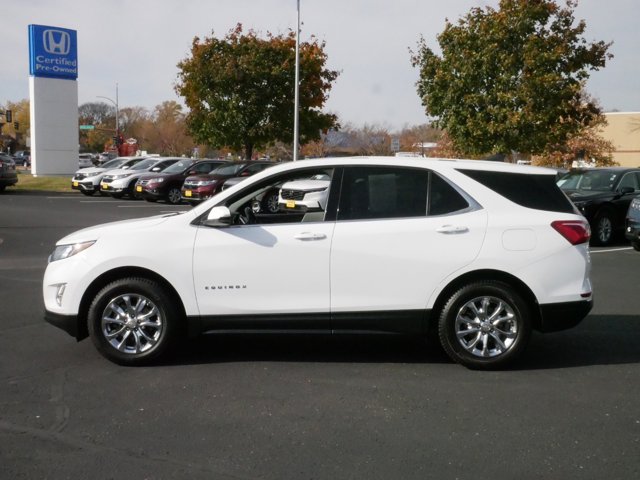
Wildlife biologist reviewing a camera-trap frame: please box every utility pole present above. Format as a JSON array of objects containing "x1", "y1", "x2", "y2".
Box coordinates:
[{"x1": 293, "y1": 0, "x2": 300, "y2": 161}]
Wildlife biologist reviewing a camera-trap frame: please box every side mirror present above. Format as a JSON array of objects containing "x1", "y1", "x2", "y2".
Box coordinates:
[
  {"x1": 240, "y1": 171, "x2": 251, "y2": 177},
  {"x1": 619, "y1": 186, "x2": 634, "y2": 195},
  {"x1": 151, "y1": 167, "x2": 161, "y2": 172},
  {"x1": 203, "y1": 206, "x2": 232, "y2": 227}
]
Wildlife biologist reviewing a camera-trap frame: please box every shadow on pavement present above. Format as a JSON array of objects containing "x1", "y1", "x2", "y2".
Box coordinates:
[{"x1": 158, "y1": 314, "x2": 640, "y2": 370}]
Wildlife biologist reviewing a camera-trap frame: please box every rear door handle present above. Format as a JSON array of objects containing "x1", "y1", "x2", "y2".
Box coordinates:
[
  {"x1": 436, "y1": 225, "x2": 469, "y2": 234},
  {"x1": 294, "y1": 232, "x2": 327, "y2": 241}
]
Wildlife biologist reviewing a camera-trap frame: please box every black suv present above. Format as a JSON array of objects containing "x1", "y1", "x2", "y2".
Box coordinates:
[{"x1": 558, "y1": 167, "x2": 640, "y2": 245}]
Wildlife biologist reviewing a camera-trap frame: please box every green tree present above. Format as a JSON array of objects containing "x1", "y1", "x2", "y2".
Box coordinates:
[
  {"x1": 411, "y1": 0, "x2": 612, "y2": 157},
  {"x1": 176, "y1": 24, "x2": 339, "y2": 160}
]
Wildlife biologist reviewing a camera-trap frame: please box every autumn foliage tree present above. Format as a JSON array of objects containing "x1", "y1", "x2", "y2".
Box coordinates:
[
  {"x1": 411, "y1": 0, "x2": 612, "y2": 157},
  {"x1": 176, "y1": 24, "x2": 339, "y2": 160}
]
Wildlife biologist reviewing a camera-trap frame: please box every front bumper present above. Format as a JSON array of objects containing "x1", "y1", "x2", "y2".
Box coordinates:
[
  {"x1": 45, "y1": 310, "x2": 85, "y2": 340},
  {"x1": 71, "y1": 180, "x2": 98, "y2": 192},
  {"x1": 625, "y1": 221, "x2": 640, "y2": 243},
  {"x1": 538, "y1": 299, "x2": 593, "y2": 333}
]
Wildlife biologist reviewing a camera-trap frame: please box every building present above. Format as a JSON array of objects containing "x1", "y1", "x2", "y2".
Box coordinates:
[{"x1": 602, "y1": 112, "x2": 640, "y2": 167}]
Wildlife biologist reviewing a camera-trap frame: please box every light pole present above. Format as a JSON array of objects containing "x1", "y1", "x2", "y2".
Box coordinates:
[
  {"x1": 97, "y1": 82, "x2": 119, "y2": 137},
  {"x1": 293, "y1": 0, "x2": 300, "y2": 161}
]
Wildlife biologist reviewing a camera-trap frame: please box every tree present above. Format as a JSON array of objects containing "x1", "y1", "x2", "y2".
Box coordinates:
[
  {"x1": 411, "y1": 0, "x2": 612, "y2": 157},
  {"x1": 1, "y1": 99, "x2": 30, "y2": 152},
  {"x1": 176, "y1": 24, "x2": 339, "y2": 160},
  {"x1": 533, "y1": 110, "x2": 616, "y2": 167}
]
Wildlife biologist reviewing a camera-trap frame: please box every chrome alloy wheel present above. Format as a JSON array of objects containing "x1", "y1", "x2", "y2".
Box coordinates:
[
  {"x1": 167, "y1": 187, "x2": 182, "y2": 204},
  {"x1": 597, "y1": 216, "x2": 612, "y2": 244},
  {"x1": 454, "y1": 296, "x2": 518, "y2": 358},
  {"x1": 101, "y1": 293, "x2": 163, "y2": 355}
]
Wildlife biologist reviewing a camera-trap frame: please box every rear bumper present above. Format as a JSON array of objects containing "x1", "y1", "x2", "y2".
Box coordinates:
[{"x1": 538, "y1": 299, "x2": 593, "y2": 333}]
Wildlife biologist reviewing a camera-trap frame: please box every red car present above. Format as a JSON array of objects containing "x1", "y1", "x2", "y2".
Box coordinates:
[
  {"x1": 181, "y1": 161, "x2": 274, "y2": 205},
  {"x1": 135, "y1": 159, "x2": 227, "y2": 204}
]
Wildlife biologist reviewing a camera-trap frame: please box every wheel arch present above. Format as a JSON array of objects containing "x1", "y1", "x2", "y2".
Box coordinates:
[
  {"x1": 76, "y1": 266, "x2": 187, "y2": 341},
  {"x1": 429, "y1": 269, "x2": 542, "y2": 332}
]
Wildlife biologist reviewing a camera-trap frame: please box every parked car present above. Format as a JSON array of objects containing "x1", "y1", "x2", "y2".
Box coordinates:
[
  {"x1": 557, "y1": 167, "x2": 640, "y2": 245},
  {"x1": 44, "y1": 157, "x2": 592, "y2": 369},
  {"x1": 181, "y1": 161, "x2": 273, "y2": 205},
  {"x1": 78, "y1": 153, "x2": 95, "y2": 169},
  {"x1": 100, "y1": 157, "x2": 181, "y2": 199},
  {"x1": 97, "y1": 151, "x2": 118, "y2": 165},
  {"x1": 278, "y1": 173, "x2": 331, "y2": 212},
  {"x1": 12, "y1": 150, "x2": 31, "y2": 167},
  {"x1": 625, "y1": 197, "x2": 640, "y2": 251},
  {"x1": 71, "y1": 157, "x2": 147, "y2": 196},
  {"x1": 0, "y1": 153, "x2": 18, "y2": 191},
  {"x1": 135, "y1": 159, "x2": 227, "y2": 204}
]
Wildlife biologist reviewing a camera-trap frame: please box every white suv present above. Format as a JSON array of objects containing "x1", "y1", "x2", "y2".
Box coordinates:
[{"x1": 44, "y1": 157, "x2": 592, "y2": 369}]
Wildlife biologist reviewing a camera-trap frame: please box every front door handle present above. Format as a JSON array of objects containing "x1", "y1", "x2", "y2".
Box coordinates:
[
  {"x1": 294, "y1": 232, "x2": 327, "y2": 241},
  {"x1": 436, "y1": 225, "x2": 469, "y2": 234}
]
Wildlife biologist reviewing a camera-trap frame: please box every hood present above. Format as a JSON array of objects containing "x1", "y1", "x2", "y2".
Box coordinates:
[
  {"x1": 563, "y1": 189, "x2": 616, "y2": 202},
  {"x1": 282, "y1": 179, "x2": 330, "y2": 191},
  {"x1": 75, "y1": 166, "x2": 107, "y2": 175},
  {"x1": 56, "y1": 214, "x2": 175, "y2": 245}
]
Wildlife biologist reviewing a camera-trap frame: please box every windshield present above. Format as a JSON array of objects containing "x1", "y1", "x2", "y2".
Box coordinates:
[
  {"x1": 210, "y1": 163, "x2": 246, "y2": 176},
  {"x1": 102, "y1": 158, "x2": 123, "y2": 169},
  {"x1": 131, "y1": 159, "x2": 159, "y2": 170},
  {"x1": 557, "y1": 170, "x2": 620, "y2": 192},
  {"x1": 162, "y1": 160, "x2": 195, "y2": 174}
]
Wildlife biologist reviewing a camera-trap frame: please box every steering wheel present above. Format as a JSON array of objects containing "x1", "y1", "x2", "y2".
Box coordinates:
[{"x1": 234, "y1": 204, "x2": 256, "y2": 225}]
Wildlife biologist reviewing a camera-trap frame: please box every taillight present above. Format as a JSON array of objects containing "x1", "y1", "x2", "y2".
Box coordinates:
[{"x1": 551, "y1": 220, "x2": 591, "y2": 245}]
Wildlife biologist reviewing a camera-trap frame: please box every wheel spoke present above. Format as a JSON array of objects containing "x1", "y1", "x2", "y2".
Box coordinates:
[
  {"x1": 116, "y1": 330, "x2": 132, "y2": 352},
  {"x1": 105, "y1": 325, "x2": 127, "y2": 339}
]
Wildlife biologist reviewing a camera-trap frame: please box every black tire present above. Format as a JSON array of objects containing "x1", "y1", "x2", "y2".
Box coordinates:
[
  {"x1": 632, "y1": 241, "x2": 640, "y2": 252},
  {"x1": 87, "y1": 277, "x2": 179, "y2": 365},
  {"x1": 81, "y1": 190, "x2": 95, "y2": 196},
  {"x1": 166, "y1": 187, "x2": 182, "y2": 205},
  {"x1": 261, "y1": 189, "x2": 280, "y2": 213},
  {"x1": 438, "y1": 281, "x2": 532, "y2": 370},
  {"x1": 592, "y1": 209, "x2": 615, "y2": 246}
]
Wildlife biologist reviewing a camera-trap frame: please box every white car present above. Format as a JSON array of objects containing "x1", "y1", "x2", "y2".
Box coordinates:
[
  {"x1": 279, "y1": 173, "x2": 331, "y2": 212},
  {"x1": 71, "y1": 157, "x2": 146, "y2": 196},
  {"x1": 100, "y1": 157, "x2": 180, "y2": 198},
  {"x1": 44, "y1": 157, "x2": 593, "y2": 369}
]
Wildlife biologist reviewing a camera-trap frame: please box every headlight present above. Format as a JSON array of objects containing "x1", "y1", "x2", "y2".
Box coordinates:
[
  {"x1": 49, "y1": 241, "x2": 96, "y2": 263},
  {"x1": 631, "y1": 198, "x2": 640, "y2": 211},
  {"x1": 112, "y1": 173, "x2": 133, "y2": 180},
  {"x1": 195, "y1": 180, "x2": 218, "y2": 186},
  {"x1": 148, "y1": 177, "x2": 165, "y2": 183}
]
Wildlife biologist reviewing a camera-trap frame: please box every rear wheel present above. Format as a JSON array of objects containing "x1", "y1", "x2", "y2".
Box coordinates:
[
  {"x1": 592, "y1": 210, "x2": 614, "y2": 246},
  {"x1": 88, "y1": 277, "x2": 179, "y2": 365},
  {"x1": 438, "y1": 281, "x2": 531, "y2": 369}
]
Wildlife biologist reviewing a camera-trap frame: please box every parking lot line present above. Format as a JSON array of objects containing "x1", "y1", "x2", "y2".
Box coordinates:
[{"x1": 591, "y1": 247, "x2": 632, "y2": 253}]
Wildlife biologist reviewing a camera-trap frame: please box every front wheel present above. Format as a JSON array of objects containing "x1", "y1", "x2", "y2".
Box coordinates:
[
  {"x1": 438, "y1": 281, "x2": 532, "y2": 369},
  {"x1": 166, "y1": 187, "x2": 182, "y2": 205},
  {"x1": 87, "y1": 277, "x2": 179, "y2": 365},
  {"x1": 632, "y1": 241, "x2": 640, "y2": 252}
]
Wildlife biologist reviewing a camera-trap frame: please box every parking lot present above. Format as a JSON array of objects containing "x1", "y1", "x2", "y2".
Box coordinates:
[{"x1": 1, "y1": 191, "x2": 640, "y2": 479}]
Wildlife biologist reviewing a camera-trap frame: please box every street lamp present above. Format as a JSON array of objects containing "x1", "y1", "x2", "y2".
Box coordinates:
[
  {"x1": 97, "y1": 83, "x2": 119, "y2": 137},
  {"x1": 293, "y1": 0, "x2": 300, "y2": 161}
]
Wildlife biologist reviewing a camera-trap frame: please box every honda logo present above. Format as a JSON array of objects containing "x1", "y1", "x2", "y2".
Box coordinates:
[{"x1": 43, "y1": 29, "x2": 70, "y2": 55}]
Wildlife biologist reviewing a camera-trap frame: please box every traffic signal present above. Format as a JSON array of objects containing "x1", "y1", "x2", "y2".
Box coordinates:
[
  {"x1": 13, "y1": 122, "x2": 19, "y2": 130},
  {"x1": 5, "y1": 110, "x2": 12, "y2": 122}
]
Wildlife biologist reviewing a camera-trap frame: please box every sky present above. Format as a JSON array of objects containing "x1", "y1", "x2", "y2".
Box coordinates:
[{"x1": 3, "y1": 0, "x2": 639, "y2": 131}]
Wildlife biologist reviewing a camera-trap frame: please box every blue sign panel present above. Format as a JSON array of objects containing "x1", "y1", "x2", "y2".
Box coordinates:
[{"x1": 29, "y1": 24, "x2": 78, "y2": 80}]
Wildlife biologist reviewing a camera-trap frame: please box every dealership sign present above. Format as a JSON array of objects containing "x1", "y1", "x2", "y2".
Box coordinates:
[{"x1": 29, "y1": 25, "x2": 78, "y2": 80}]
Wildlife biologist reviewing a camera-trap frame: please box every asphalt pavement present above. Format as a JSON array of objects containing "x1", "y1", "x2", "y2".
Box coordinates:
[{"x1": 1, "y1": 191, "x2": 639, "y2": 479}]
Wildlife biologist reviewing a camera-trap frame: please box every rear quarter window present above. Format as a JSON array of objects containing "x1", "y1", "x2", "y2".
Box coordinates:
[{"x1": 458, "y1": 169, "x2": 575, "y2": 213}]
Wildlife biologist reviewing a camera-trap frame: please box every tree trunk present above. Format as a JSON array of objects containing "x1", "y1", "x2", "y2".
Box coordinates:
[{"x1": 244, "y1": 142, "x2": 253, "y2": 161}]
